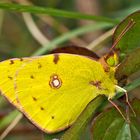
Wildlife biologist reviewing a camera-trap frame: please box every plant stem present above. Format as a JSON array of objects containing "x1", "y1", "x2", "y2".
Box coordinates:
[{"x1": 0, "y1": 3, "x2": 120, "y2": 24}]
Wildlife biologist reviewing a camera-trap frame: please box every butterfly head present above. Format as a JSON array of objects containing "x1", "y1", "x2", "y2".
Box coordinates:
[{"x1": 105, "y1": 51, "x2": 119, "y2": 67}]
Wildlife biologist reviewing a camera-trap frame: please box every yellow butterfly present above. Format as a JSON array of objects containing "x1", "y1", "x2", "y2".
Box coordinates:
[
  {"x1": 0, "y1": 53, "x2": 117, "y2": 133},
  {"x1": 0, "y1": 19, "x2": 136, "y2": 134}
]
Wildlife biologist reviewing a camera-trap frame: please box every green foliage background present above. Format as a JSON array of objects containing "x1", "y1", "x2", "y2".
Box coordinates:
[{"x1": 0, "y1": 0, "x2": 140, "y2": 140}]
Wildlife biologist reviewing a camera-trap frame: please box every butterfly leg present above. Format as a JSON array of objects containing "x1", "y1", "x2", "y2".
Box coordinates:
[
  {"x1": 124, "y1": 90, "x2": 136, "y2": 117},
  {"x1": 115, "y1": 85, "x2": 136, "y2": 117},
  {"x1": 108, "y1": 99, "x2": 128, "y2": 122}
]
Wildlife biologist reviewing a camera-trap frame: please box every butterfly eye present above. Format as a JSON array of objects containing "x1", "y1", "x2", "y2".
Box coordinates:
[
  {"x1": 49, "y1": 74, "x2": 62, "y2": 89},
  {"x1": 105, "y1": 52, "x2": 119, "y2": 67}
]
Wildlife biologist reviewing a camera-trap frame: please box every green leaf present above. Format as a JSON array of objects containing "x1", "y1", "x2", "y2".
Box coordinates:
[
  {"x1": 0, "y1": 3, "x2": 119, "y2": 24},
  {"x1": 92, "y1": 99, "x2": 140, "y2": 140},
  {"x1": 113, "y1": 10, "x2": 140, "y2": 59},
  {"x1": 116, "y1": 123, "x2": 132, "y2": 140},
  {"x1": 115, "y1": 47, "x2": 140, "y2": 81},
  {"x1": 92, "y1": 108, "x2": 125, "y2": 140}
]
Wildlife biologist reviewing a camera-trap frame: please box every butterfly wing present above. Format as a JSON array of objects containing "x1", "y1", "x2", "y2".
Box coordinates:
[
  {"x1": 14, "y1": 54, "x2": 116, "y2": 133},
  {"x1": 0, "y1": 58, "x2": 32, "y2": 107}
]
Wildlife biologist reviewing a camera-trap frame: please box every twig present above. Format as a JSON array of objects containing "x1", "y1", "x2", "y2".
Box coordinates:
[
  {"x1": 0, "y1": 113, "x2": 23, "y2": 140},
  {"x1": 22, "y1": 12, "x2": 50, "y2": 46}
]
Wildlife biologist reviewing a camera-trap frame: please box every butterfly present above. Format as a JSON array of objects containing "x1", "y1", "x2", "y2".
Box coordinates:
[
  {"x1": 0, "y1": 19, "x2": 135, "y2": 134},
  {"x1": 0, "y1": 53, "x2": 118, "y2": 133}
]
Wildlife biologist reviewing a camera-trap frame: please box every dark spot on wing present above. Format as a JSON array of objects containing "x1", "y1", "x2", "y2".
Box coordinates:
[
  {"x1": 19, "y1": 58, "x2": 23, "y2": 61},
  {"x1": 53, "y1": 54, "x2": 59, "y2": 64},
  {"x1": 49, "y1": 74, "x2": 62, "y2": 89},
  {"x1": 32, "y1": 96, "x2": 37, "y2": 101},
  {"x1": 38, "y1": 63, "x2": 42, "y2": 69},
  {"x1": 8, "y1": 76, "x2": 13, "y2": 80},
  {"x1": 40, "y1": 107, "x2": 44, "y2": 110},
  {"x1": 30, "y1": 75, "x2": 34, "y2": 79},
  {"x1": 51, "y1": 116, "x2": 54, "y2": 119},
  {"x1": 90, "y1": 81, "x2": 102, "y2": 90},
  {"x1": 9, "y1": 60, "x2": 14, "y2": 65}
]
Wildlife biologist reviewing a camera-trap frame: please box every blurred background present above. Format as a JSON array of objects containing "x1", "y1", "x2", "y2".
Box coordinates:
[{"x1": 0, "y1": 0, "x2": 140, "y2": 139}]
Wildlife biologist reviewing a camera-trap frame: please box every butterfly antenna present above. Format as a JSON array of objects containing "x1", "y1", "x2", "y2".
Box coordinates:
[
  {"x1": 110, "y1": 19, "x2": 136, "y2": 51},
  {"x1": 115, "y1": 85, "x2": 136, "y2": 117}
]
